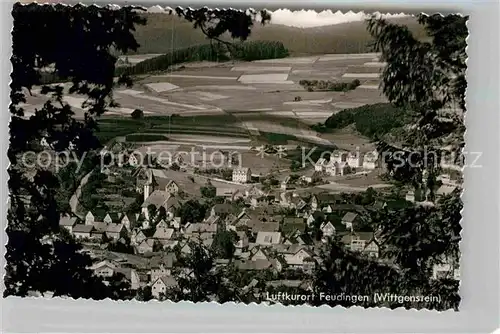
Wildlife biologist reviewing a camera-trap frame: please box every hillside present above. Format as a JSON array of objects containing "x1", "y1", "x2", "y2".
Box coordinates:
[{"x1": 129, "y1": 14, "x2": 427, "y2": 55}]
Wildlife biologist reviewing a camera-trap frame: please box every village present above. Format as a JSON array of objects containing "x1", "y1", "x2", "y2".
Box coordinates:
[{"x1": 58, "y1": 140, "x2": 462, "y2": 300}]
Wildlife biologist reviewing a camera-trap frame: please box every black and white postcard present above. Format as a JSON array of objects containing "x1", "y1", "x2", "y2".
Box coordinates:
[{"x1": 6, "y1": 2, "x2": 466, "y2": 312}]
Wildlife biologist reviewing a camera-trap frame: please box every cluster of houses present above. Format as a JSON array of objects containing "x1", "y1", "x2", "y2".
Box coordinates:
[
  {"x1": 60, "y1": 186, "x2": 393, "y2": 299},
  {"x1": 314, "y1": 149, "x2": 379, "y2": 176},
  {"x1": 59, "y1": 159, "x2": 461, "y2": 299}
]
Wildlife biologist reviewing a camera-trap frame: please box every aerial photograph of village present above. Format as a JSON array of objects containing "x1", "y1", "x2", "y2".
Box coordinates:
[{"x1": 6, "y1": 3, "x2": 466, "y2": 310}]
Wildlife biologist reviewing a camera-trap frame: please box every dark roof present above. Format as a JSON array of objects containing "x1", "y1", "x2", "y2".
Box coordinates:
[
  {"x1": 355, "y1": 231, "x2": 375, "y2": 241},
  {"x1": 386, "y1": 200, "x2": 412, "y2": 210},
  {"x1": 331, "y1": 220, "x2": 348, "y2": 232},
  {"x1": 212, "y1": 203, "x2": 237, "y2": 215},
  {"x1": 372, "y1": 201, "x2": 386, "y2": 210},
  {"x1": 251, "y1": 221, "x2": 280, "y2": 234},
  {"x1": 311, "y1": 211, "x2": 325, "y2": 220},
  {"x1": 59, "y1": 215, "x2": 77, "y2": 227},
  {"x1": 93, "y1": 221, "x2": 109, "y2": 233},
  {"x1": 72, "y1": 224, "x2": 94, "y2": 233},
  {"x1": 314, "y1": 193, "x2": 341, "y2": 204},
  {"x1": 342, "y1": 212, "x2": 358, "y2": 222}
]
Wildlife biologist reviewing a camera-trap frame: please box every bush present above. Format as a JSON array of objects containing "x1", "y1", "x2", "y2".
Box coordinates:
[
  {"x1": 300, "y1": 79, "x2": 361, "y2": 92},
  {"x1": 131, "y1": 109, "x2": 144, "y2": 119}
]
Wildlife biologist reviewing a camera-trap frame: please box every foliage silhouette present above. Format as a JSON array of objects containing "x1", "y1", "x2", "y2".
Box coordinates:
[{"x1": 6, "y1": 3, "x2": 146, "y2": 298}]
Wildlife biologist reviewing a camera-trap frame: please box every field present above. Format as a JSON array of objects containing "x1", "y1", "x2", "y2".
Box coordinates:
[{"x1": 26, "y1": 51, "x2": 391, "y2": 155}]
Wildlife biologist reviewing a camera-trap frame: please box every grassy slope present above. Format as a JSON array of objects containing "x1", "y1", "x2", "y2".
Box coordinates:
[{"x1": 130, "y1": 14, "x2": 427, "y2": 55}]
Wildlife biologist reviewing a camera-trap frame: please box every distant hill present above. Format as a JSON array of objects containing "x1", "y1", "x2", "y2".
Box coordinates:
[{"x1": 130, "y1": 14, "x2": 427, "y2": 55}]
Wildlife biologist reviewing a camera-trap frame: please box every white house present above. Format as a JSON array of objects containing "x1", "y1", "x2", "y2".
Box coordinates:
[
  {"x1": 128, "y1": 152, "x2": 142, "y2": 167},
  {"x1": 91, "y1": 260, "x2": 117, "y2": 278},
  {"x1": 151, "y1": 276, "x2": 178, "y2": 299},
  {"x1": 232, "y1": 167, "x2": 251, "y2": 183},
  {"x1": 85, "y1": 211, "x2": 95, "y2": 225},
  {"x1": 406, "y1": 188, "x2": 425, "y2": 202},
  {"x1": 326, "y1": 161, "x2": 351, "y2": 176},
  {"x1": 347, "y1": 151, "x2": 363, "y2": 168},
  {"x1": 432, "y1": 262, "x2": 460, "y2": 280},
  {"x1": 284, "y1": 248, "x2": 315, "y2": 273},
  {"x1": 362, "y1": 150, "x2": 379, "y2": 169},
  {"x1": 165, "y1": 180, "x2": 179, "y2": 194},
  {"x1": 363, "y1": 239, "x2": 380, "y2": 258}
]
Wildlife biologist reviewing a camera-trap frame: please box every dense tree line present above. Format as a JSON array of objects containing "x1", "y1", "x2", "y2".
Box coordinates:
[
  {"x1": 323, "y1": 103, "x2": 412, "y2": 139},
  {"x1": 116, "y1": 40, "x2": 288, "y2": 76},
  {"x1": 299, "y1": 79, "x2": 361, "y2": 92}
]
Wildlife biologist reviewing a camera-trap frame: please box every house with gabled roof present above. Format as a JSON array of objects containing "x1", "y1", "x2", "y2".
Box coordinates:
[
  {"x1": 114, "y1": 267, "x2": 142, "y2": 290},
  {"x1": 72, "y1": 224, "x2": 94, "y2": 240},
  {"x1": 91, "y1": 221, "x2": 108, "y2": 241},
  {"x1": 85, "y1": 211, "x2": 95, "y2": 225},
  {"x1": 106, "y1": 223, "x2": 127, "y2": 240},
  {"x1": 315, "y1": 157, "x2": 328, "y2": 172},
  {"x1": 59, "y1": 214, "x2": 77, "y2": 233},
  {"x1": 121, "y1": 212, "x2": 139, "y2": 231},
  {"x1": 301, "y1": 170, "x2": 322, "y2": 184},
  {"x1": 363, "y1": 239, "x2": 380, "y2": 258},
  {"x1": 131, "y1": 229, "x2": 147, "y2": 246},
  {"x1": 90, "y1": 260, "x2": 118, "y2": 278},
  {"x1": 184, "y1": 223, "x2": 217, "y2": 236},
  {"x1": 142, "y1": 193, "x2": 181, "y2": 223},
  {"x1": 310, "y1": 193, "x2": 340, "y2": 211},
  {"x1": 136, "y1": 238, "x2": 157, "y2": 254},
  {"x1": 251, "y1": 221, "x2": 280, "y2": 235},
  {"x1": 320, "y1": 221, "x2": 335, "y2": 237},
  {"x1": 307, "y1": 211, "x2": 325, "y2": 226},
  {"x1": 166, "y1": 216, "x2": 179, "y2": 229},
  {"x1": 235, "y1": 231, "x2": 249, "y2": 251},
  {"x1": 149, "y1": 253, "x2": 176, "y2": 282},
  {"x1": 232, "y1": 167, "x2": 251, "y2": 183},
  {"x1": 153, "y1": 227, "x2": 175, "y2": 242},
  {"x1": 235, "y1": 258, "x2": 283, "y2": 272},
  {"x1": 104, "y1": 213, "x2": 121, "y2": 225},
  {"x1": 282, "y1": 217, "x2": 306, "y2": 236},
  {"x1": 156, "y1": 219, "x2": 169, "y2": 229},
  {"x1": 342, "y1": 231, "x2": 375, "y2": 252},
  {"x1": 284, "y1": 248, "x2": 316, "y2": 273},
  {"x1": 151, "y1": 276, "x2": 178, "y2": 299},
  {"x1": 204, "y1": 215, "x2": 220, "y2": 226},
  {"x1": 250, "y1": 247, "x2": 269, "y2": 262},
  {"x1": 210, "y1": 203, "x2": 237, "y2": 217},
  {"x1": 245, "y1": 185, "x2": 266, "y2": 199},
  {"x1": 341, "y1": 212, "x2": 360, "y2": 230},
  {"x1": 216, "y1": 187, "x2": 244, "y2": 201},
  {"x1": 165, "y1": 180, "x2": 179, "y2": 194}
]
